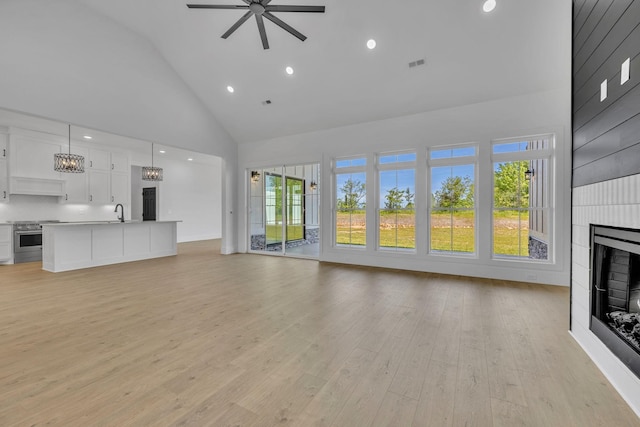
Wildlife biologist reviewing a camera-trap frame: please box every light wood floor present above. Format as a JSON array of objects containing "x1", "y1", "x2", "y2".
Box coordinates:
[{"x1": 0, "y1": 240, "x2": 638, "y2": 426}]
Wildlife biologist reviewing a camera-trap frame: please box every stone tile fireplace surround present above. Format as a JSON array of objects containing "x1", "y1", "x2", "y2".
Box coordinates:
[{"x1": 572, "y1": 173, "x2": 640, "y2": 416}]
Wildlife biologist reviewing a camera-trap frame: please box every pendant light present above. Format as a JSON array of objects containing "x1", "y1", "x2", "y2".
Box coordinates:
[
  {"x1": 54, "y1": 124, "x2": 85, "y2": 173},
  {"x1": 142, "y1": 143, "x2": 163, "y2": 181}
]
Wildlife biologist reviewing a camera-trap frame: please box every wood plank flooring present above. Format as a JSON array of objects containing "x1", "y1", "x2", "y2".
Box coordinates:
[{"x1": 0, "y1": 240, "x2": 638, "y2": 426}]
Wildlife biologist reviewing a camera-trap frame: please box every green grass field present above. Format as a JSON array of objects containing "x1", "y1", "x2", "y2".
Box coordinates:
[{"x1": 336, "y1": 210, "x2": 530, "y2": 256}]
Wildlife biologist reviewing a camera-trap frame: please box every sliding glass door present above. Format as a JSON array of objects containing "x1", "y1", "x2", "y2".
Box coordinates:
[{"x1": 249, "y1": 164, "x2": 319, "y2": 258}]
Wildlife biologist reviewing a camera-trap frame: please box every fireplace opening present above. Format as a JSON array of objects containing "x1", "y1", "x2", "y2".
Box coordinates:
[{"x1": 590, "y1": 225, "x2": 640, "y2": 378}]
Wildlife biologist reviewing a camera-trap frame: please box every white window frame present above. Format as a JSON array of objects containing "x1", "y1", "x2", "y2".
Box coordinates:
[
  {"x1": 333, "y1": 156, "x2": 367, "y2": 249},
  {"x1": 427, "y1": 143, "x2": 479, "y2": 257},
  {"x1": 376, "y1": 150, "x2": 417, "y2": 252},
  {"x1": 490, "y1": 135, "x2": 554, "y2": 263}
]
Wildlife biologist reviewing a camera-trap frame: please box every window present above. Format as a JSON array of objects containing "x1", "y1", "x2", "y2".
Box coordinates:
[
  {"x1": 378, "y1": 152, "x2": 416, "y2": 250},
  {"x1": 429, "y1": 145, "x2": 477, "y2": 254},
  {"x1": 492, "y1": 137, "x2": 552, "y2": 260},
  {"x1": 335, "y1": 157, "x2": 366, "y2": 247}
]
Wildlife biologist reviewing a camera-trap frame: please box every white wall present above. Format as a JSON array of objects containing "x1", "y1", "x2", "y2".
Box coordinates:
[
  {"x1": 0, "y1": 0, "x2": 237, "y2": 252},
  {"x1": 239, "y1": 89, "x2": 572, "y2": 285},
  {"x1": 137, "y1": 157, "x2": 222, "y2": 243},
  {"x1": 571, "y1": 175, "x2": 640, "y2": 417}
]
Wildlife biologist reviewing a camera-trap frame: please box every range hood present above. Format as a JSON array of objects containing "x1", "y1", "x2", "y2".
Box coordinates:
[{"x1": 10, "y1": 176, "x2": 65, "y2": 196}]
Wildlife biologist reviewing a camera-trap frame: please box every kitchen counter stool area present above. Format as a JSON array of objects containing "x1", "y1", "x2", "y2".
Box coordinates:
[{"x1": 42, "y1": 221, "x2": 179, "y2": 272}]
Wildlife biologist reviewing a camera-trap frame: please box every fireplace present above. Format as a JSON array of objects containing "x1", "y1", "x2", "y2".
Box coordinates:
[{"x1": 590, "y1": 225, "x2": 640, "y2": 378}]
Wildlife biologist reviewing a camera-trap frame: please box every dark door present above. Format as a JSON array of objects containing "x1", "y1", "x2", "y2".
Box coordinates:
[{"x1": 142, "y1": 187, "x2": 156, "y2": 221}]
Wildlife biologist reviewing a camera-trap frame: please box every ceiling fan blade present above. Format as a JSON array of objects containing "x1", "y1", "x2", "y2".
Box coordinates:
[
  {"x1": 264, "y1": 5, "x2": 325, "y2": 13},
  {"x1": 255, "y1": 14, "x2": 269, "y2": 49},
  {"x1": 263, "y1": 12, "x2": 306, "y2": 41},
  {"x1": 221, "y1": 10, "x2": 254, "y2": 39},
  {"x1": 186, "y1": 4, "x2": 250, "y2": 9}
]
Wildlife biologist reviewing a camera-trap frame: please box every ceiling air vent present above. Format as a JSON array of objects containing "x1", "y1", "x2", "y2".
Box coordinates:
[
  {"x1": 262, "y1": 99, "x2": 272, "y2": 105},
  {"x1": 408, "y1": 58, "x2": 426, "y2": 68}
]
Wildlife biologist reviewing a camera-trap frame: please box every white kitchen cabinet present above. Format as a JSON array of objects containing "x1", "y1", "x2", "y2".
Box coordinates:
[
  {"x1": 109, "y1": 151, "x2": 129, "y2": 204},
  {"x1": 85, "y1": 149, "x2": 130, "y2": 205},
  {"x1": 0, "y1": 224, "x2": 12, "y2": 262},
  {"x1": 89, "y1": 169, "x2": 110, "y2": 204},
  {"x1": 0, "y1": 133, "x2": 7, "y2": 202},
  {"x1": 88, "y1": 148, "x2": 110, "y2": 171},
  {"x1": 111, "y1": 152, "x2": 129, "y2": 174},
  {"x1": 0, "y1": 161, "x2": 8, "y2": 202},
  {"x1": 61, "y1": 146, "x2": 89, "y2": 203},
  {"x1": 110, "y1": 172, "x2": 129, "y2": 204}
]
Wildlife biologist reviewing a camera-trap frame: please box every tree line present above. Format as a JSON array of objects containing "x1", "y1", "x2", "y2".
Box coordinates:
[{"x1": 337, "y1": 161, "x2": 530, "y2": 211}]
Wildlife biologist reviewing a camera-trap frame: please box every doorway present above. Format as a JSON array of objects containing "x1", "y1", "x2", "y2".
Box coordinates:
[
  {"x1": 249, "y1": 164, "x2": 319, "y2": 258},
  {"x1": 142, "y1": 187, "x2": 156, "y2": 221}
]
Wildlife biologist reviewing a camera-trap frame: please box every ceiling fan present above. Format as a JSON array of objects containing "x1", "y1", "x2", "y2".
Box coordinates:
[
  {"x1": 187, "y1": 1, "x2": 325, "y2": 50},
  {"x1": 187, "y1": 0, "x2": 324, "y2": 49}
]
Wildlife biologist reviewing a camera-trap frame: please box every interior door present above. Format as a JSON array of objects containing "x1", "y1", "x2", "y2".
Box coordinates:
[{"x1": 142, "y1": 187, "x2": 156, "y2": 221}]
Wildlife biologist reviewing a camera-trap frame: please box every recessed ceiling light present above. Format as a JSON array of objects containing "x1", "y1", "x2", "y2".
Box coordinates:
[
  {"x1": 482, "y1": 0, "x2": 496, "y2": 13},
  {"x1": 187, "y1": 158, "x2": 193, "y2": 161},
  {"x1": 227, "y1": 85, "x2": 235, "y2": 93},
  {"x1": 285, "y1": 66, "x2": 294, "y2": 75},
  {"x1": 159, "y1": 150, "x2": 166, "y2": 154},
  {"x1": 83, "y1": 135, "x2": 92, "y2": 140},
  {"x1": 367, "y1": 39, "x2": 376, "y2": 50}
]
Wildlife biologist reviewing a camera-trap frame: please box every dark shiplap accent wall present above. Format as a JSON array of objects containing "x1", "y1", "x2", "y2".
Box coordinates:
[{"x1": 573, "y1": 0, "x2": 640, "y2": 187}]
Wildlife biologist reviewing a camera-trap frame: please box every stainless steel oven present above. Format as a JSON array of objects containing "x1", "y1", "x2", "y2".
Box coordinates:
[{"x1": 13, "y1": 222, "x2": 43, "y2": 263}]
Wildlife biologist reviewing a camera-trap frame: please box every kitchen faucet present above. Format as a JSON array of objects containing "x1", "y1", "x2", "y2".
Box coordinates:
[{"x1": 114, "y1": 203, "x2": 124, "y2": 223}]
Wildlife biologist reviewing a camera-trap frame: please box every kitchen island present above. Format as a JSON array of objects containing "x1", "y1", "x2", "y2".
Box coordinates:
[{"x1": 42, "y1": 221, "x2": 179, "y2": 272}]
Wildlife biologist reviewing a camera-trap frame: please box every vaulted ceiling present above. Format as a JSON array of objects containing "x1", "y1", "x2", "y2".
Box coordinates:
[{"x1": 76, "y1": 0, "x2": 568, "y2": 143}]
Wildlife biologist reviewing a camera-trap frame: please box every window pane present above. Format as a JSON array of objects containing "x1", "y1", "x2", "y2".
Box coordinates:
[
  {"x1": 493, "y1": 141, "x2": 528, "y2": 154},
  {"x1": 336, "y1": 172, "x2": 366, "y2": 247},
  {"x1": 286, "y1": 177, "x2": 304, "y2": 241},
  {"x1": 265, "y1": 174, "x2": 282, "y2": 245},
  {"x1": 528, "y1": 208, "x2": 549, "y2": 260},
  {"x1": 493, "y1": 209, "x2": 529, "y2": 257},
  {"x1": 493, "y1": 138, "x2": 550, "y2": 154},
  {"x1": 452, "y1": 210, "x2": 475, "y2": 253},
  {"x1": 430, "y1": 209, "x2": 452, "y2": 252},
  {"x1": 430, "y1": 146, "x2": 476, "y2": 160},
  {"x1": 336, "y1": 158, "x2": 366, "y2": 168},
  {"x1": 379, "y1": 209, "x2": 415, "y2": 249},
  {"x1": 493, "y1": 161, "x2": 529, "y2": 208},
  {"x1": 380, "y1": 153, "x2": 417, "y2": 164}
]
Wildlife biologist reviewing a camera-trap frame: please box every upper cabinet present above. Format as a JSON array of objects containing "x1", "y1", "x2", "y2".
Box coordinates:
[
  {"x1": 62, "y1": 146, "x2": 89, "y2": 203},
  {"x1": 111, "y1": 152, "x2": 128, "y2": 174},
  {"x1": 88, "y1": 148, "x2": 110, "y2": 171},
  {"x1": 0, "y1": 132, "x2": 8, "y2": 202},
  {"x1": 5, "y1": 127, "x2": 131, "y2": 204}
]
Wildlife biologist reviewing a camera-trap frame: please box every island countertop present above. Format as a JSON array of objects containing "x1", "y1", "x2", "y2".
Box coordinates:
[
  {"x1": 42, "y1": 220, "x2": 179, "y2": 272},
  {"x1": 42, "y1": 220, "x2": 181, "y2": 226}
]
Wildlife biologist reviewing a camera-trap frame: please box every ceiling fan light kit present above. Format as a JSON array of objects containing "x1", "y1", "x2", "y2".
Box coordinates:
[{"x1": 187, "y1": 1, "x2": 325, "y2": 49}]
